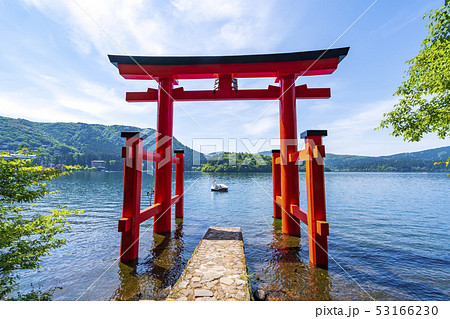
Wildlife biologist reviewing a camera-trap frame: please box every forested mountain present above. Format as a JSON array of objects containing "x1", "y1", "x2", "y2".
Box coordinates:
[
  {"x1": 0, "y1": 116, "x2": 206, "y2": 170},
  {"x1": 323, "y1": 147, "x2": 450, "y2": 172},
  {"x1": 259, "y1": 146, "x2": 450, "y2": 172}
]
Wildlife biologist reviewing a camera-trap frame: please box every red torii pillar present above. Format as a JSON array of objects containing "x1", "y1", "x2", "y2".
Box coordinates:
[
  {"x1": 119, "y1": 133, "x2": 143, "y2": 261},
  {"x1": 174, "y1": 149, "x2": 185, "y2": 219},
  {"x1": 153, "y1": 77, "x2": 174, "y2": 234},
  {"x1": 279, "y1": 74, "x2": 301, "y2": 236},
  {"x1": 303, "y1": 131, "x2": 328, "y2": 267},
  {"x1": 272, "y1": 150, "x2": 281, "y2": 219}
]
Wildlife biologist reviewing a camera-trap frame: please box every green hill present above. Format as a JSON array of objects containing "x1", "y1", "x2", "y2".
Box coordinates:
[
  {"x1": 0, "y1": 116, "x2": 206, "y2": 170},
  {"x1": 202, "y1": 152, "x2": 275, "y2": 173},
  {"x1": 258, "y1": 146, "x2": 449, "y2": 172},
  {"x1": 324, "y1": 147, "x2": 450, "y2": 172}
]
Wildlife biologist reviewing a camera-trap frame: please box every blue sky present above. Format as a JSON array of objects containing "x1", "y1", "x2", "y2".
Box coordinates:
[{"x1": 0, "y1": 0, "x2": 448, "y2": 155}]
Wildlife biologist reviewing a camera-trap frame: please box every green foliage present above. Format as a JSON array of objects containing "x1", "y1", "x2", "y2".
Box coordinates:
[
  {"x1": 202, "y1": 153, "x2": 272, "y2": 173},
  {"x1": 0, "y1": 148, "x2": 82, "y2": 300},
  {"x1": 434, "y1": 156, "x2": 450, "y2": 176},
  {"x1": 201, "y1": 152, "x2": 308, "y2": 172},
  {"x1": 379, "y1": 4, "x2": 450, "y2": 141},
  {"x1": 434, "y1": 157, "x2": 450, "y2": 167}
]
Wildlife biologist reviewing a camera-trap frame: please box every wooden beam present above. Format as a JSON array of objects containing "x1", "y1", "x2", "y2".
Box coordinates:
[
  {"x1": 313, "y1": 145, "x2": 326, "y2": 159},
  {"x1": 118, "y1": 217, "x2": 131, "y2": 233},
  {"x1": 290, "y1": 205, "x2": 308, "y2": 225},
  {"x1": 138, "y1": 203, "x2": 162, "y2": 224},
  {"x1": 171, "y1": 195, "x2": 181, "y2": 206},
  {"x1": 276, "y1": 195, "x2": 282, "y2": 206},
  {"x1": 289, "y1": 149, "x2": 310, "y2": 162},
  {"x1": 126, "y1": 84, "x2": 331, "y2": 102},
  {"x1": 316, "y1": 220, "x2": 329, "y2": 236},
  {"x1": 143, "y1": 150, "x2": 161, "y2": 162},
  {"x1": 295, "y1": 84, "x2": 330, "y2": 99},
  {"x1": 117, "y1": 57, "x2": 340, "y2": 80}
]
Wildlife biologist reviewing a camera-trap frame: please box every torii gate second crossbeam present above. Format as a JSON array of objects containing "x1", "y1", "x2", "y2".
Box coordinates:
[{"x1": 109, "y1": 47, "x2": 349, "y2": 267}]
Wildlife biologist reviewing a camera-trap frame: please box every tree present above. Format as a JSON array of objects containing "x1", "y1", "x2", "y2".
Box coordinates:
[
  {"x1": 379, "y1": 3, "x2": 450, "y2": 142},
  {"x1": 0, "y1": 148, "x2": 82, "y2": 300}
]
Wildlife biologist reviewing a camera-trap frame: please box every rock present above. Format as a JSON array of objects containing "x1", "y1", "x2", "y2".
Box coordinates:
[
  {"x1": 220, "y1": 277, "x2": 234, "y2": 286},
  {"x1": 236, "y1": 279, "x2": 247, "y2": 286},
  {"x1": 178, "y1": 281, "x2": 188, "y2": 289},
  {"x1": 194, "y1": 289, "x2": 214, "y2": 297},
  {"x1": 192, "y1": 282, "x2": 202, "y2": 288},
  {"x1": 254, "y1": 289, "x2": 267, "y2": 301},
  {"x1": 204, "y1": 271, "x2": 222, "y2": 281},
  {"x1": 205, "y1": 281, "x2": 217, "y2": 289},
  {"x1": 180, "y1": 289, "x2": 192, "y2": 297}
]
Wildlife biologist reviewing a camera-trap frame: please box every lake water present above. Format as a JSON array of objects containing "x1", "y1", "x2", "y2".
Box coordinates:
[{"x1": 16, "y1": 171, "x2": 449, "y2": 300}]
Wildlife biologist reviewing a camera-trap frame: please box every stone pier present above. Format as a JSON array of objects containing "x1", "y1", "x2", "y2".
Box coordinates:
[{"x1": 167, "y1": 226, "x2": 251, "y2": 301}]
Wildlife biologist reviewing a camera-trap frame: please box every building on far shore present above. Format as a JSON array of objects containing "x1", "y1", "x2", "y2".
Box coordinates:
[
  {"x1": 91, "y1": 160, "x2": 106, "y2": 168},
  {"x1": 0, "y1": 153, "x2": 36, "y2": 160}
]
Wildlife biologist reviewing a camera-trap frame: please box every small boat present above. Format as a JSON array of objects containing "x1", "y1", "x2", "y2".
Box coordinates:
[{"x1": 211, "y1": 179, "x2": 228, "y2": 192}]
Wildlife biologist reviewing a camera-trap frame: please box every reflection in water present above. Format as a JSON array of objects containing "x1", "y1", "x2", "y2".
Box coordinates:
[
  {"x1": 111, "y1": 220, "x2": 186, "y2": 300},
  {"x1": 252, "y1": 219, "x2": 332, "y2": 300}
]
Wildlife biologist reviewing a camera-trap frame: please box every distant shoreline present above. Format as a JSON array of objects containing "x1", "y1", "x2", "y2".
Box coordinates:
[{"x1": 75, "y1": 170, "x2": 448, "y2": 174}]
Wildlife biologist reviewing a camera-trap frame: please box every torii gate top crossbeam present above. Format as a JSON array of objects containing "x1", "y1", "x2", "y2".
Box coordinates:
[
  {"x1": 108, "y1": 48, "x2": 349, "y2": 102},
  {"x1": 108, "y1": 47, "x2": 349, "y2": 80}
]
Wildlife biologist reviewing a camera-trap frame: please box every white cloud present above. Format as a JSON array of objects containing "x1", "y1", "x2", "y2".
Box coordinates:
[
  {"x1": 171, "y1": 0, "x2": 244, "y2": 22},
  {"x1": 317, "y1": 98, "x2": 450, "y2": 156},
  {"x1": 326, "y1": 98, "x2": 397, "y2": 135},
  {"x1": 38, "y1": 74, "x2": 60, "y2": 83},
  {"x1": 21, "y1": 0, "x2": 283, "y2": 56},
  {"x1": 21, "y1": 0, "x2": 168, "y2": 55},
  {"x1": 0, "y1": 76, "x2": 156, "y2": 127},
  {"x1": 244, "y1": 115, "x2": 277, "y2": 136},
  {"x1": 306, "y1": 100, "x2": 335, "y2": 112}
]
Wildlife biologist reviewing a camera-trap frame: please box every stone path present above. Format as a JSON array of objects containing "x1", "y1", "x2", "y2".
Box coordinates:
[{"x1": 167, "y1": 226, "x2": 251, "y2": 301}]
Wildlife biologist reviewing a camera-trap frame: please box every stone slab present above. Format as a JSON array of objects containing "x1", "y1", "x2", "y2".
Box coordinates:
[{"x1": 167, "y1": 226, "x2": 250, "y2": 301}]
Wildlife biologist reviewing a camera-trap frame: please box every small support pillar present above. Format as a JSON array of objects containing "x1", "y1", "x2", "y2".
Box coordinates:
[
  {"x1": 174, "y1": 149, "x2": 185, "y2": 218},
  {"x1": 271, "y1": 150, "x2": 281, "y2": 219},
  {"x1": 153, "y1": 77, "x2": 174, "y2": 234},
  {"x1": 302, "y1": 130, "x2": 328, "y2": 267},
  {"x1": 119, "y1": 132, "x2": 143, "y2": 263},
  {"x1": 279, "y1": 74, "x2": 300, "y2": 236}
]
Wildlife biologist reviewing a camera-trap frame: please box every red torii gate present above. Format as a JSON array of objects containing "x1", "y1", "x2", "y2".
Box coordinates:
[{"x1": 109, "y1": 47, "x2": 349, "y2": 267}]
